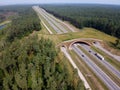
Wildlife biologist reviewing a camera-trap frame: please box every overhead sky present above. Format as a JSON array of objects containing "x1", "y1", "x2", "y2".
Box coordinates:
[{"x1": 0, "y1": 0, "x2": 120, "y2": 5}]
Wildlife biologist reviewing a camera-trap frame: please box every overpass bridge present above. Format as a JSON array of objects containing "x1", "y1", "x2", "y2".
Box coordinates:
[{"x1": 57, "y1": 38, "x2": 102, "y2": 49}]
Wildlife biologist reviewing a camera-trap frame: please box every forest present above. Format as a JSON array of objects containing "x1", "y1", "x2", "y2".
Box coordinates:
[
  {"x1": 41, "y1": 4, "x2": 120, "y2": 39},
  {"x1": 0, "y1": 5, "x2": 41, "y2": 50},
  {"x1": 0, "y1": 35, "x2": 84, "y2": 90},
  {"x1": 0, "y1": 5, "x2": 84, "y2": 90}
]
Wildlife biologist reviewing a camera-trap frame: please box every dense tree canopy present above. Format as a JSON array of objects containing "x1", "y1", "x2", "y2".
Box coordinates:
[
  {"x1": 6, "y1": 6, "x2": 41, "y2": 42},
  {"x1": 0, "y1": 34, "x2": 84, "y2": 90},
  {"x1": 0, "y1": 5, "x2": 41, "y2": 51},
  {"x1": 41, "y1": 4, "x2": 120, "y2": 38},
  {"x1": 0, "y1": 5, "x2": 85, "y2": 90}
]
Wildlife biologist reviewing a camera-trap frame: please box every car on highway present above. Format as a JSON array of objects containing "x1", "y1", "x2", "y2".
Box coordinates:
[
  {"x1": 82, "y1": 55, "x2": 84, "y2": 57},
  {"x1": 89, "y1": 50, "x2": 91, "y2": 53}
]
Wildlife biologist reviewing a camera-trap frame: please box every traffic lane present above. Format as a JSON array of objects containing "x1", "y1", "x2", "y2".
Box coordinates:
[
  {"x1": 37, "y1": 8, "x2": 62, "y2": 34},
  {"x1": 79, "y1": 43, "x2": 120, "y2": 78},
  {"x1": 42, "y1": 8, "x2": 75, "y2": 32},
  {"x1": 35, "y1": 7, "x2": 62, "y2": 34},
  {"x1": 93, "y1": 42, "x2": 120, "y2": 62},
  {"x1": 34, "y1": 6, "x2": 75, "y2": 33},
  {"x1": 61, "y1": 47, "x2": 91, "y2": 90},
  {"x1": 40, "y1": 8, "x2": 68, "y2": 33},
  {"x1": 72, "y1": 44, "x2": 120, "y2": 90}
]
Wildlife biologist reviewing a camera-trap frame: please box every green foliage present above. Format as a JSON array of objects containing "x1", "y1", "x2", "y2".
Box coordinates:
[
  {"x1": 112, "y1": 39, "x2": 120, "y2": 49},
  {"x1": 109, "y1": 39, "x2": 120, "y2": 49},
  {"x1": 6, "y1": 6, "x2": 41, "y2": 42},
  {"x1": 0, "y1": 69, "x2": 4, "y2": 89},
  {"x1": 0, "y1": 15, "x2": 5, "y2": 23},
  {"x1": 0, "y1": 35, "x2": 85, "y2": 90},
  {"x1": 41, "y1": 4, "x2": 120, "y2": 38},
  {"x1": 0, "y1": 5, "x2": 41, "y2": 51},
  {"x1": 0, "y1": 5, "x2": 85, "y2": 90}
]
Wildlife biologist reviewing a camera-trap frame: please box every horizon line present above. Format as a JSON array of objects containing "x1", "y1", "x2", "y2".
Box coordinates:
[{"x1": 0, "y1": 3, "x2": 120, "y2": 6}]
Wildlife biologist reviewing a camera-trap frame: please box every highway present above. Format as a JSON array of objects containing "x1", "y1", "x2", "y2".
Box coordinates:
[
  {"x1": 33, "y1": 6, "x2": 62, "y2": 34},
  {"x1": 33, "y1": 6, "x2": 91, "y2": 89},
  {"x1": 41, "y1": 20, "x2": 53, "y2": 34},
  {"x1": 78, "y1": 43, "x2": 120, "y2": 79},
  {"x1": 72, "y1": 44, "x2": 120, "y2": 90},
  {"x1": 33, "y1": 6, "x2": 120, "y2": 89},
  {"x1": 61, "y1": 47, "x2": 91, "y2": 90},
  {"x1": 93, "y1": 42, "x2": 120, "y2": 62},
  {"x1": 41, "y1": 8, "x2": 68, "y2": 33},
  {"x1": 41, "y1": 8, "x2": 69, "y2": 33},
  {"x1": 33, "y1": 6, "x2": 75, "y2": 34},
  {"x1": 42, "y1": 7, "x2": 76, "y2": 32}
]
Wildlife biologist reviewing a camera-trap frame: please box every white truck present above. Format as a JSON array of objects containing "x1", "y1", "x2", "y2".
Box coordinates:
[{"x1": 95, "y1": 53, "x2": 104, "y2": 60}]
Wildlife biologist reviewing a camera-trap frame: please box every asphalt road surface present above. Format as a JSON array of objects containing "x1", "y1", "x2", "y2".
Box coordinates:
[
  {"x1": 78, "y1": 43, "x2": 120, "y2": 79},
  {"x1": 33, "y1": 6, "x2": 62, "y2": 34},
  {"x1": 72, "y1": 44, "x2": 120, "y2": 90},
  {"x1": 41, "y1": 7, "x2": 76, "y2": 32},
  {"x1": 33, "y1": 6, "x2": 75, "y2": 34},
  {"x1": 93, "y1": 42, "x2": 120, "y2": 62},
  {"x1": 61, "y1": 46, "x2": 91, "y2": 90}
]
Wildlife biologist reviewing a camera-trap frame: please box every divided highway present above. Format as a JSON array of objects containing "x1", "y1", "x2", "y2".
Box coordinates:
[
  {"x1": 78, "y1": 43, "x2": 120, "y2": 78},
  {"x1": 33, "y1": 6, "x2": 120, "y2": 90},
  {"x1": 93, "y1": 42, "x2": 120, "y2": 62},
  {"x1": 61, "y1": 47, "x2": 91, "y2": 90},
  {"x1": 72, "y1": 44, "x2": 120, "y2": 90}
]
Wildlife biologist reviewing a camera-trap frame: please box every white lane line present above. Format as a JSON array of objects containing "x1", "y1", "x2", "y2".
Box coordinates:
[
  {"x1": 93, "y1": 42, "x2": 120, "y2": 62},
  {"x1": 61, "y1": 47, "x2": 91, "y2": 90},
  {"x1": 33, "y1": 6, "x2": 53, "y2": 34},
  {"x1": 41, "y1": 20, "x2": 53, "y2": 34},
  {"x1": 73, "y1": 44, "x2": 120, "y2": 90},
  {"x1": 43, "y1": 8, "x2": 76, "y2": 32}
]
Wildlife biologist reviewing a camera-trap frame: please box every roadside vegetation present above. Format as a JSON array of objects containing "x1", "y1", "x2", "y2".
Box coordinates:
[
  {"x1": 0, "y1": 5, "x2": 85, "y2": 90},
  {"x1": 41, "y1": 4, "x2": 120, "y2": 39},
  {"x1": 0, "y1": 34, "x2": 84, "y2": 90},
  {"x1": 0, "y1": 4, "x2": 120, "y2": 90},
  {"x1": 110, "y1": 39, "x2": 120, "y2": 50},
  {"x1": 58, "y1": 28, "x2": 117, "y2": 43}
]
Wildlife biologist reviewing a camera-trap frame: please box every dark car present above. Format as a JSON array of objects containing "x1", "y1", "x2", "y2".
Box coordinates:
[
  {"x1": 82, "y1": 55, "x2": 84, "y2": 57},
  {"x1": 89, "y1": 50, "x2": 91, "y2": 53}
]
